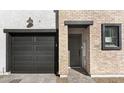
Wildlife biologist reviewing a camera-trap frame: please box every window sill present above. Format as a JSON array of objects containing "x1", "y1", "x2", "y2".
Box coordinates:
[{"x1": 102, "y1": 46, "x2": 121, "y2": 50}]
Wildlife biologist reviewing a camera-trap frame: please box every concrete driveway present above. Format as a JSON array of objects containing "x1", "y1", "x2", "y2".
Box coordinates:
[
  {"x1": 0, "y1": 74, "x2": 56, "y2": 83},
  {"x1": 0, "y1": 68, "x2": 95, "y2": 83}
]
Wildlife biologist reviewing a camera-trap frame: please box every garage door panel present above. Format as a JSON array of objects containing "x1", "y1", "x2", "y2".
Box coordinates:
[
  {"x1": 13, "y1": 60, "x2": 34, "y2": 64},
  {"x1": 12, "y1": 52, "x2": 33, "y2": 55},
  {"x1": 36, "y1": 67, "x2": 54, "y2": 73},
  {"x1": 36, "y1": 60, "x2": 54, "y2": 63},
  {"x1": 12, "y1": 42, "x2": 34, "y2": 46},
  {"x1": 36, "y1": 37, "x2": 54, "y2": 41},
  {"x1": 36, "y1": 46, "x2": 54, "y2": 50},
  {"x1": 35, "y1": 42, "x2": 54, "y2": 45},
  {"x1": 13, "y1": 56, "x2": 33, "y2": 61},
  {"x1": 36, "y1": 64, "x2": 54, "y2": 66},
  {"x1": 36, "y1": 62, "x2": 54, "y2": 66},
  {"x1": 12, "y1": 50, "x2": 33, "y2": 54},
  {"x1": 34, "y1": 36, "x2": 55, "y2": 73},
  {"x1": 36, "y1": 63, "x2": 54, "y2": 67},
  {"x1": 13, "y1": 64, "x2": 34, "y2": 68},
  {"x1": 12, "y1": 37, "x2": 33, "y2": 45},
  {"x1": 12, "y1": 42, "x2": 33, "y2": 45},
  {"x1": 11, "y1": 33, "x2": 56, "y2": 73},
  {"x1": 13, "y1": 36, "x2": 33, "y2": 41},
  {"x1": 35, "y1": 37, "x2": 55, "y2": 45},
  {"x1": 36, "y1": 41, "x2": 54, "y2": 44},
  {"x1": 35, "y1": 53, "x2": 54, "y2": 56},
  {"x1": 12, "y1": 46, "x2": 33, "y2": 51},
  {"x1": 36, "y1": 56, "x2": 54, "y2": 60},
  {"x1": 14, "y1": 67, "x2": 34, "y2": 72},
  {"x1": 14, "y1": 64, "x2": 34, "y2": 66},
  {"x1": 36, "y1": 68, "x2": 54, "y2": 71},
  {"x1": 35, "y1": 70, "x2": 54, "y2": 73},
  {"x1": 12, "y1": 46, "x2": 33, "y2": 55},
  {"x1": 14, "y1": 66, "x2": 34, "y2": 70}
]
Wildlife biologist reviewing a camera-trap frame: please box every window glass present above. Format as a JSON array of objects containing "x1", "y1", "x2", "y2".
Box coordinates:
[
  {"x1": 102, "y1": 24, "x2": 121, "y2": 50},
  {"x1": 104, "y1": 26, "x2": 119, "y2": 47}
]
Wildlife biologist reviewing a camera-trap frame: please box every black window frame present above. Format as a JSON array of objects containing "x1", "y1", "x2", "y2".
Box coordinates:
[{"x1": 101, "y1": 24, "x2": 122, "y2": 50}]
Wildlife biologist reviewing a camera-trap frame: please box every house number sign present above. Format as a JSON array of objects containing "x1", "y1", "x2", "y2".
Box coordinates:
[{"x1": 27, "y1": 17, "x2": 33, "y2": 28}]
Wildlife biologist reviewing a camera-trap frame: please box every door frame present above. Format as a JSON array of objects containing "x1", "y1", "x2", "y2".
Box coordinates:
[{"x1": 4, "y1": 29, "x2": 58, "y2": 74}]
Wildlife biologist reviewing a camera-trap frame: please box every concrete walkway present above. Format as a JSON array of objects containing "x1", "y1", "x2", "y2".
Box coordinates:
[
  {"x1": 57, "y1": 68, "x2": 95, "y2": 83},
  {"x1": 0, "y1": 68, "x2": 95, "y2": 83}
]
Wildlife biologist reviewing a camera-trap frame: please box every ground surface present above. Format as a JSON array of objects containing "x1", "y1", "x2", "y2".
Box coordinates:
[
  {"x1": 0, "y1": 68, "x2": 95, "y2": 83},
  {"x1": 57, "y1": 68, "x2": 95, "y2": 83}
]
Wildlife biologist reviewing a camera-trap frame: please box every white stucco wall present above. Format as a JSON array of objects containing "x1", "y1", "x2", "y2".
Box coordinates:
[
  {"x1": 0, "y1": 11, "x2": 56, "y2": 29},
  {"x1": 0, "y1": 10, "x2": 56, "y2": 74},
  {"x1": 0, "y1": 29, "x2": 6, "y2": 74}
]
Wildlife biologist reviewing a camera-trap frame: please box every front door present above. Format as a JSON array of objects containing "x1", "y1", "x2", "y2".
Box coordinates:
[{"x1": 69, "y1": 34, "x2": 82, "y2": 67}]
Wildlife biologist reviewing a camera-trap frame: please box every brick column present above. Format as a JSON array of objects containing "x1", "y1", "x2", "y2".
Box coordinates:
[{"x1": 58, "y1": 11, "x2": 69, "y2": 77}]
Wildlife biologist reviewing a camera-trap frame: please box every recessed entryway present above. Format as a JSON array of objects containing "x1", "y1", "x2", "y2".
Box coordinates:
[{"x1": 68, "y1": 25, "x2": 90, "y2": 73}]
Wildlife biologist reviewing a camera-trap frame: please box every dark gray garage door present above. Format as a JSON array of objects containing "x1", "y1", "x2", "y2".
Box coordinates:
[{"x1": 11, "y1": 33, "x2": 56, "y2": 73}]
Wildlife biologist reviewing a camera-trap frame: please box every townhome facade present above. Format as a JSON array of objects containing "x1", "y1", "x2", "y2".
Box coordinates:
[{"x1": 0, "y1": 10, "x2": 124, "y2": 78}]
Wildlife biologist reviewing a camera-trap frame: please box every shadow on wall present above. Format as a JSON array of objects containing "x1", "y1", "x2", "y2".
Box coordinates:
[
  {"x1": 72, "y1": 67, "x2": 89, "y2": 76},
  {"x1": 54, "y1": 10, "x2": 59, "y2": 75}
]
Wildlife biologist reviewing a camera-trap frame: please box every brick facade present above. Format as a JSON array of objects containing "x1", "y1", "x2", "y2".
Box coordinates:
[{"x1": 58, "y1": 10, "x2": 124, "y2": 77}]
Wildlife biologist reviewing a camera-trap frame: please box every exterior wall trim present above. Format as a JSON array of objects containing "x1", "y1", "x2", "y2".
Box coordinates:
[
  {"x1": 91, "y1": 75, "x2": 124, "y2": 77},
  {"x1": 64, "y1": 21, "x2": 93, "y2": 25},
  {"x1": 4, "y1": 29, "x2": 57, "y2": 33}
]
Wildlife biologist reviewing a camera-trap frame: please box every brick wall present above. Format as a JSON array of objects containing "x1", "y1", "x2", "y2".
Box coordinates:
[{"x1": 58, "y1": 10, "x2": 124, "y2": 76}]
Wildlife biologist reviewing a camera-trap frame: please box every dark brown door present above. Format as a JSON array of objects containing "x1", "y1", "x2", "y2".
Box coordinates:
[{"x1": 69, "y1": 34, "x2": 82, "y2": 67}]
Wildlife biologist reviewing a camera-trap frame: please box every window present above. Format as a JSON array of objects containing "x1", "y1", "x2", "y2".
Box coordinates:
[{"x1": 102, "y1": 24, "x2": 121, "y2": 50}]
